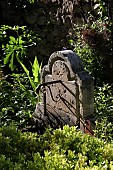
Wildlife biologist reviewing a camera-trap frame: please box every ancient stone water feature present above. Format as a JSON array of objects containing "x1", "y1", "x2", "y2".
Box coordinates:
[{"x1": 33, "y1": 50, "x2": 94, "y2": 135}]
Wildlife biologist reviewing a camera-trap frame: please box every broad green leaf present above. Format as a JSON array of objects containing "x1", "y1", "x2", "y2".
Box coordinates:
[
  {"x1": 4, "y1": 51, "x2": 13, "y2": 64},
  {"x1": 9, "y1": 36, "x2": 16, "y2": 43},
  {"x1": 6, "y1": 44, "x2": 12, "y2": 49},
  {"x1": 9, "y1": 52, "x2": 14, "y2": 71},
  {"x1": 18, "y1": 36, "x2": 25, "y2": 45},
  {"x1": 32, "y1": 56, "x2": 40, "y2": 83}
]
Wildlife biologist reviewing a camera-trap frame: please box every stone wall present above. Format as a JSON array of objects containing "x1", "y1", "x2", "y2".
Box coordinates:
[
  {"x1": 1, "y1": 1, "x2": 113, "y2": 61},
  {"x1": 0, "y1": 0, "x2": 97, "y2": 61},
  {"x1": 1, "y1": 0, "x2": 113, "y2": 83}
]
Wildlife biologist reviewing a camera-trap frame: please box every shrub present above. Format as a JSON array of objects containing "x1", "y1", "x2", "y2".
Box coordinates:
[
  {"x1": 94, "y1": 84, "x2": 113, "y2": 142},
  {"x1": 0, "y1": 54, "x2": 41, "y2": 128},
  {"x1": 0, "y1": 124, "x2": 113, "y2": 169},
  {"x1": 0, "y1": 73, "x2": 37, "y2": 127}
]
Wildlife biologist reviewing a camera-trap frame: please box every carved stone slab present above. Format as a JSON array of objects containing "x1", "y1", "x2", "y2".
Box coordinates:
[{"x1": 33, "y1": 50, "x2": 94, "y2": 134}]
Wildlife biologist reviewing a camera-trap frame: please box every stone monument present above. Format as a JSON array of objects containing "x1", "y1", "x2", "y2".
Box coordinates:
[{"x1": 33, "y1": 50, "x2": 94, "y2": 135}]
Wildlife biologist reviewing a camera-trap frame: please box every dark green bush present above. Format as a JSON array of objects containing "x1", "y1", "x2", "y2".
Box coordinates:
[{"x1": 0, "y1": 73, "x2": 37, "y2": 127}]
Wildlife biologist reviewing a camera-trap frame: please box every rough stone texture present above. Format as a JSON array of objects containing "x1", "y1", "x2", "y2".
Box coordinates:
[
  {"x1": 1, "y1": 0, "x2": 112, "y2": 83},
  {"x1": 33, "y1": 50, "x2": 94, "y2": 134},
  {"x1": 0, "y1": 0, "x2": 98, "y2": 61}
]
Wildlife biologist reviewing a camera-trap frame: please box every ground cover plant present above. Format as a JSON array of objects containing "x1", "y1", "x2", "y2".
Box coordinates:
[
  {"x1": 0, "y1": 73, "x2": 36, "y2": 128},
  {"x1": 0, "y1": 124, "x2": 113, "y2": 170}
]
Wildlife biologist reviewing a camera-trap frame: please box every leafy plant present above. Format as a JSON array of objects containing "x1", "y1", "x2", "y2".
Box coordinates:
[
  {"x1": 4, "y1": 36, "x2": 25, "y2": 71},
  {"x1": 94, "y1": 118, "x2": 113, "y2": 142},
  {"x1": 0, "y1": 73, "x2": 36, "y2": 127},
  {"x1": 0, "y1": 124, "x2": 113, "y2": 169},
  {"x1": 0, "y1": 53, "x2": 42, "y2": 127},
  {"x1": 94, "y1": 84, "x2": 113, "y2": 119},
  {"x1": 1, "y1": 24, "x2": 42, "y2": 90},
  {"x1": 69, "y1": 0, "x2": 113, "y2": 86},
  {"x1": 94, "y1": 84, "x2": 113, "y2": 142},
  {"x1": 18, "y1": 56, "x2": 42, "y2": 91},
  {"x1": 1, "y1": 25, "x2": 41, "y2": 73},
  {"x1": 2, "y1": 26, "x2": 26, "y2": 71},
  {"x1": 73, "y1": 39, "x2": 104, "y2": 85}
]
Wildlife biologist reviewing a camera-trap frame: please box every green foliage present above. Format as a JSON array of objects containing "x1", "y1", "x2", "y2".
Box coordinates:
[
  {"x1": 94, "y1": 118, "x2": 113, "y2": 143},
  {"x1": 0, "y1": 25, "x2": 42, "y2": 126},
  {"x1": 1, "y1": 25, "x2": 41, "y2": 73},
  {"x1": 32, "y1": 56, "x2": 42, "y2": 84},
  {"x1": 1, "y1": 3, "x2": 113, "y2": 169},
  {"x1": 94, "y1": 84, "x2": 113, "y2": 119},
  {"x1": 19, "y1": 56, "x2": 42, "y2": 91},
  {"x1": 69, "y1": 1, "x2": 113, "y2": 143},
  {"x1": 94, "y1": 84, "x2": 113, "y2": 142},
  {"x1": 73, "y1": 40, "x2": 103, "y2": 85},
  {"x1": 70, "y1": 0, "x2": 113, "y2": 85},
  {"x1": 0, "y1": 124, "x2": 113, "y2": 169},
  {"x1": 4, "y1": 36, "x2": 25, "y2": 71},
  {"x1": 1, "y1": 24, "x2": 42, "y2": 90},
  {"x1": 28, "y1": 0, "x2": 35, "y2": 3},
  {"x1": 2, "y1": 26, "x2": 26, "y2": 71},
  {"x1": 19, "y1": 60, "x2": 35, "y2": 90},
  {"x1": 0, "y1": 73, "x2": 37, "y2": 127}
]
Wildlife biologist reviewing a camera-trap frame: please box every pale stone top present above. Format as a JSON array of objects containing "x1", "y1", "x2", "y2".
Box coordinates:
[{"x1": 42, "y1": 50, "x2": 93, "y2": 85}]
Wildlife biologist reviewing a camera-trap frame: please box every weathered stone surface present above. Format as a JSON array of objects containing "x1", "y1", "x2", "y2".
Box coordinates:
[
  {"x1": 33, "y1": 50, "x2": 94, "y2": 134},
  {"x1": 1, "y1": 1, "x2": 113, "y2": 84}
]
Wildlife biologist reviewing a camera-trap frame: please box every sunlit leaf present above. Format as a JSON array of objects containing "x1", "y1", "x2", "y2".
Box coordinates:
[
  {"x1": 32, "y1": 56, "x2": 41, "y2": 83},
  {"x1": 9, "y1": 36, "x2": 16, "y2": 44},
  {"x1": 4, "y1": 51, "x2": 13, "y2": 64},
  {"x1": 18, "y1": 36, "x2": 25, "y2": 45},
  {"x1": 9, "y1": 52, "x2": 14, "y2": 71}
]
